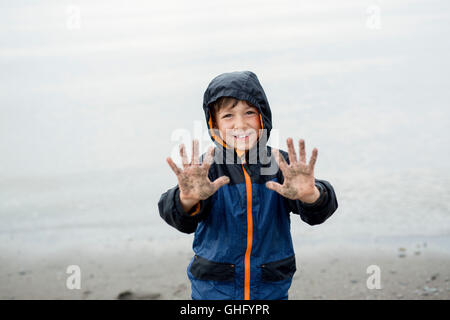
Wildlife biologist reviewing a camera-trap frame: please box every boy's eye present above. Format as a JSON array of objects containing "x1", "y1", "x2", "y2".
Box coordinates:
[
  {"x1": 246, "y1": 111, "x2": 256, "y2": 115},
  {"x1": 222, "y1": 114, "x2": 232, "y2": 118}
]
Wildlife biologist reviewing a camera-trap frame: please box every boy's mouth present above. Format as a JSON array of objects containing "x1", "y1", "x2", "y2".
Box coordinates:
[{"x1": 232, "y1": 134, "x2": 250, "y2": 141}]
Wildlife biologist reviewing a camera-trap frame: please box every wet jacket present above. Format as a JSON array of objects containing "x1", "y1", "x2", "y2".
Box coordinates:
[{"x1": 158, "y1": 71, "x2": 338, "y2": 300}]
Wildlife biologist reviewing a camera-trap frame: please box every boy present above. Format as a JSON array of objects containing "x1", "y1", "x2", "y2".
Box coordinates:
[{"x1": 158, "y1": 71, "x2": 338, "y2": 300}]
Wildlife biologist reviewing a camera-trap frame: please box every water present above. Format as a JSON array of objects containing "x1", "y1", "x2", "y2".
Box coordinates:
[{"x1": 1, "y1": 0, "x2": 450, "y2": 259}]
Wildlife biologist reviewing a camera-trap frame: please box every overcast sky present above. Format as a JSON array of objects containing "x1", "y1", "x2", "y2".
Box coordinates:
[{"x1": 1, "y1": 0, "x2": 449, "y2": 178}]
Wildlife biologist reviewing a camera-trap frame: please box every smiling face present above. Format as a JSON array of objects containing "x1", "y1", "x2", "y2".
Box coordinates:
[{"x1": 213, "y1": 99, "x2": 262, "y2": 152}]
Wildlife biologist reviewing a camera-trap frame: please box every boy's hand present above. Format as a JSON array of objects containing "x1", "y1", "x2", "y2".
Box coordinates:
[
  {"x1": 166, "y1": 140, "x2": 230, "y2": 212},
  {"x1": 266, "y1": 138, "x2": 321, "y2": 204}
]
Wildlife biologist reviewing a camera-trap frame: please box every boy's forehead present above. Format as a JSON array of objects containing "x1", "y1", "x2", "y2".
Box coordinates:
[{"x1": 219, "y1": 100, "x2": 255, "y2": 112}]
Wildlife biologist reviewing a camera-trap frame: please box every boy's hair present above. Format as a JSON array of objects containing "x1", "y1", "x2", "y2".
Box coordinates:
[{"x1": 210, "y1": 96, "x2": 256, "y2": 128}]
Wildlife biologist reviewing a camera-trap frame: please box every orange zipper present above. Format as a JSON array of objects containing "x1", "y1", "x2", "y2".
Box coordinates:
[{"x1": 241, "y1": 163, "x2": 253, "y2": 300}]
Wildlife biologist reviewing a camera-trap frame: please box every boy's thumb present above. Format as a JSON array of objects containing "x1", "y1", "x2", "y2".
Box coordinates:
[
  {"x1": 266, "y1": 181, "x2": 282, "y2": 194},
  {"x1": 213, "y1": 176, "x2": 230, "y2": 190}
]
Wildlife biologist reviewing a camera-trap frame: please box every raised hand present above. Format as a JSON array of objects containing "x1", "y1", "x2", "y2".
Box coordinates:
[
  {"x1": 266, "y1": 138, "x2": 321, "y2": 203},
  {"x1": 166, "y1": 140, "x2": 230, "y2": 212}
]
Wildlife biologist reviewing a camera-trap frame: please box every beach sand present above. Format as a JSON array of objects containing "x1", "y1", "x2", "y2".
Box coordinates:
[{"x1": 1, "y1": 241, "x2": 449, "y2": 300}]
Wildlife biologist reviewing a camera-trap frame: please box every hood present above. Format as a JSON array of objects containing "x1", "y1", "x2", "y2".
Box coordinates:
[{"x1": 202, "y1": 71, "x2": 273, "y2": 152}]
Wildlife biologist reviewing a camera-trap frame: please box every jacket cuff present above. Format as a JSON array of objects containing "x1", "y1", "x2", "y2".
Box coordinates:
[
  {"x1": 299, "y1": 182, "x2": 328, "y2": 210},
  {"x1": 174, "y1": 187, "x2": 201, "y2": 217}
]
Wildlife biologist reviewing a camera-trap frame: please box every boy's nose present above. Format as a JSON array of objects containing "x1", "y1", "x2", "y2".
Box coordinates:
[{"x1": 233, "y1": 115, "x2": 246, "y2": 129}]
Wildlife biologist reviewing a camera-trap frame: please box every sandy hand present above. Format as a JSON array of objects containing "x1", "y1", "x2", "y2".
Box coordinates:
[
  {"x1": 266, "y1": 138, "x2": 320, "y2": 203},
  {"x1": 166, "y1": 140, "x2": 230, "y2": 211}
]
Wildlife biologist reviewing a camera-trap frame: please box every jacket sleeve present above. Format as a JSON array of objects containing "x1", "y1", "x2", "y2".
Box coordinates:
[
  {"x1": 158, "y1": 184, "x2": 212, "y2": 234},
  {"x1": 284, "y1": 178, "x2": 338, "y2": 225}
]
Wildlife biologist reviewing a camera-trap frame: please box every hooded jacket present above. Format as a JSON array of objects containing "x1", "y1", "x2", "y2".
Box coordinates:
[{"x1": 158, "y1": 71, "x2": 338, "y2": 300}]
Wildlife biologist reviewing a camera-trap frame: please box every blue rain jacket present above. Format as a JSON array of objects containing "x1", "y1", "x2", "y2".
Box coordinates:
[{"x1": 158, "y1": 71, "x2": 338, "y2": 300}]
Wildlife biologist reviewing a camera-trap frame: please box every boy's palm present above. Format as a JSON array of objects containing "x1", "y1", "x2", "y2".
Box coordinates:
[
  {"x1": 166, "y1": 140, "x2": 230, "y2": 202},
  {"x1": 266, "y1": 138, "x2": 318, "y2": 201}
]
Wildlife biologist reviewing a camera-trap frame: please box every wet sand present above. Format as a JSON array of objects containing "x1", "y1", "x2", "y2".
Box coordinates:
[{"x1": 1, "y1": 241, "x2": 449, "y2": 300}]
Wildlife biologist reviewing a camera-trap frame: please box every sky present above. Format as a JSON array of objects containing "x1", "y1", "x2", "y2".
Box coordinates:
[{"x1": 0, "y1": 0, "x2": 449, "y2": 179}]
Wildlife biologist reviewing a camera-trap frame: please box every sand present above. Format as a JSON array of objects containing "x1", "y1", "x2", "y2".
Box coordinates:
[{"x1": 1, "y1": 240, "x2": 449, "y2": 300}]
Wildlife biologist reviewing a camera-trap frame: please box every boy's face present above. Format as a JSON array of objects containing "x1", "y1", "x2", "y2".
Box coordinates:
[{"x1": 214, "y1": 100, "x2": 262, "y2": 151}]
